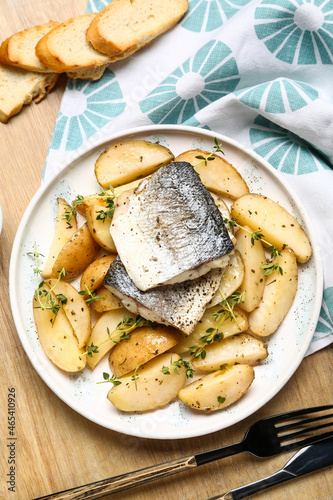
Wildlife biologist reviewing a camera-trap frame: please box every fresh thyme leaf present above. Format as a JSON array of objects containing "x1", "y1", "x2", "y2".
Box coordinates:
[
  {"x1": 217, "y1": 396, "x2": 226, "y2": 404},
  {"x1": 97, "y1": 372, "x2": 122, "y2": 386},
  {"x1": 86, "y1": 343, "x2": 99, "y2": 357},
  {"x1": 62, "y1": 196, "x2": 84, "y2": 224},
  {"x1": 56, "y1": 294, "x2": 67, "y2": 304},
  {"x1": 96, "y1": 186, "x2": 117, "y2": 222},
  {"x1": 79, "y1": 286, "x2": 101, "y2": 304},
  {"x1": 29, "y1": 244, "x2": 68, "y2": 317},
  {"x1": 222, "y1": 217, "x2": 284, "y2": 276},
  {"x1": 161, "y1": 358, "x2": 195, "y2": 379}
]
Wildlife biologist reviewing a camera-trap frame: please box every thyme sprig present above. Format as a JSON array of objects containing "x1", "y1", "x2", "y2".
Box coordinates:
[
  {"x1": 82, "y1": 315, "x2": 158, "y2": 358},
  {"x1": 194, "y1": 137, "x2": 225, "y2": 167},
  {"x1": 96, "y1": 185, "x2": 116, "y2": 222},
  {"x1": 223, "y1": 217, "x2": 283, "y2": 276},
  {"x1": 62, "y1": 195, "x2": 85, "y2": 225},
  {"x1": 161, "y1": 358, "x2": 195, "y2": 379},
  {"x1": 28, "y1": 244, "x2": 67, "y2": 317},
  {"x1": 98, "y1": 364, "x2": 142, "y2": 390},
  {"x1": 189, "y1": 291, "x2": 245, "y2": 360},
  {"x1": 78, "y1": 286, "x2": 101, "y2": 304}
]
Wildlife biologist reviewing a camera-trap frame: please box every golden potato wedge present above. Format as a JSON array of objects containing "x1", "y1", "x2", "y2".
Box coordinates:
[
  {"x1": 207, "y1": 250, "x2": 244, "y2": 308},
  {"x1": 175, "y1": 149, "x2": 249, "y2": 199},
  {"x1": 107, "y1": 353, "x2": 186, "y2": 412},
  {"x1": 42, "y1": 198, "x2": 78, "y2": 278},
  {"x1": 192, "y1": 334, "x2": 268, "y2": 371},
  {"x1": 95, "y1": 140, "x2": 174, "y2": 188},
  {"x1": 235, "y1": 226, "x2": 266, "y2": 312},
  {"x1": 51, "y1": 223, "x2": 100, "y2": 281},
  {"x1": 45, "y1": 279, "x2": 91, "y2": 348},
  {"x1": 86, "y1": 308, "x2": 136, "y2": 369},
  {"x1": 249, "y1": 248, "x2": 298, "y2": 337},
  {"x1": 86, "y1": 205, "x2": 117, "y2": 252},
  {"x1": 178, "y1": 364, "x2": 254, "y2": 411},
  {"x1": 173, "y1": 305, "x2": 248, "y2": 355},
  {"x1": 231, "y1": 194, "x2": 312, "y2": 263},
  {"x1": 90, "y1": 285, "x2": 122, "y2": 313},
  {"x1": 80, "y1": 254, "x2": 116, "y2": 296},
  {"x1": 109, "y1": 325, "x2": 182, "y2": 378},
  {"x1": 33, "y1": 284, "x2": 86, "y2": 372}
]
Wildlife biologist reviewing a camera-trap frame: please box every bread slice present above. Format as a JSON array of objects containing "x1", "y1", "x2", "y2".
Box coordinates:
[
  {"x1": 66, "y1": 63, "x2": 110, "y2": 81},
  {"x1": 0, "y1": 22, "x2": 60, "y2": 73},
  {"x1": 35, "y1": 14, "x2": 111, "y2": 73},
  {"x1": 0, "y1": 64, "x2": 58, "y2": 123},
  {"x1": 86, "y1": 0, "x2": 189, "y2": 57}
]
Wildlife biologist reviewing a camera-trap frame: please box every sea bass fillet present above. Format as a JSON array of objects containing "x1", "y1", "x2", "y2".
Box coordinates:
[
  {"x1": 104, "y1": 256, "x2": 224, "y2": 335},
  {"x1": 110, "y1": 161, "x2": 234, "y2": 291}
]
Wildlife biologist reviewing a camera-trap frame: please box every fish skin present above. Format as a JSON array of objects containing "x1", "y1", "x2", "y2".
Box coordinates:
[
  {"x1": 104, "y1": 256, "x2": 224, "y2": 335},
  {"x1": 110, "y1": 161, "x2": 234, "y2": 292}
]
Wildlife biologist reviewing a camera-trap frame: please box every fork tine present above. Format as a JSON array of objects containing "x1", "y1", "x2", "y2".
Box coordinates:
[
  {"x1": 277, "y1": 412, "x2": 333, "y2": 432},
  {"x1": 270, "y1": 404, "x2": 333, "y2": 424},
  {"x1": 280, "y1": 429, "x2": 333, "y2": 452},
  {"x1": 279, "y1": 421, "x2": 333, "y2": 443}
]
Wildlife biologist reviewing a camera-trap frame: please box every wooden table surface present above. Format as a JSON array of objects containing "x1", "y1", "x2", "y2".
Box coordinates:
[{"x1": 1, "y1": 2, "x2": 332, "y2": 499}]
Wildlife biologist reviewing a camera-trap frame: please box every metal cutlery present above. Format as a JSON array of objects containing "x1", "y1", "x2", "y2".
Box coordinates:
[
  {"x1": 208, "y1": 435, "x2": 333, "y2": 499},
  {"x1": 35, "y1": 404, "x2": 333, "y2": 500}
]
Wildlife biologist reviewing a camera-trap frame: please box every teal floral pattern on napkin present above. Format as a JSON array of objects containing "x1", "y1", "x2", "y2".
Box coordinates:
[
  {"x1": 49, "y1": 69, "x2": 125, "y2": 152},
  {"x1": 316, "y1": 287, "x2": 333, "y2": 336},
  {"x1": 236, "y1": 78, "x2": 318, "y2": 113},
  {"x1": 249, "y1": 115, "x2": 330, "y2": 174},
  {"x1": 255, "y1": 0, "x2": 333, "y2": 64},
  {"x1": 139, "y1": 40, "x2": 240, "y2": 123},
  {"x1": 181, "y1": 0, "x2": 252, "y2": 32}
]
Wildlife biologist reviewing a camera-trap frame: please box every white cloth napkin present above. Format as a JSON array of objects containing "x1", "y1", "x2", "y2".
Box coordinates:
[{"x1": 43, "y1": 0, "x2": 333, "y2": 356}]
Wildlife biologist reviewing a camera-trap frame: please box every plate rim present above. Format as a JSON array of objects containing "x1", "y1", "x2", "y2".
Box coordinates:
[{"x1": 9, "y1": 124, "x2": 323, "y2": 439}]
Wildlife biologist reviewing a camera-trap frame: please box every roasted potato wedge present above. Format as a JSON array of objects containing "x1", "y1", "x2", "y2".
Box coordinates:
[
  {"x1": 86, "y1": 308, "x2": 136, "y2": 369},
  {"x1": 109, "y1": 325, "x2": 182, "y2": 378},
  {"x1": 86, "y1": 205, "x2": 117, "y2": 252},
  {"x1": 249, "y1": 248, "x2": 298, "y2": 337},
  {"x1": 51, "y1": 223, "x2": 100, "y2": 281},
  {"x1": 80, "y1": 254, "x2": 116, "y2": 296},
  {"x1": 235, "y1": 226, "x2": 266, "y2": 312},
  {"x1": 178, "y1": 364, "x2": 254, "y2": 411},
  {"x1": 45, "y1": 279, "x2": 90, "y2": 348},
  {"x1": 95, "y1": 140, "x2": 174, "y2": 188},
  {"x1": 231, "y1": 194, "x2": 312, "y2": 263},
  {"x1": 192, "y1": 334, "x2": 268, "y2": 371},
  {"x1": 33, "y1": 284, "x2": 86, "y2": 372},
  {"x1": 42, "y1": 198, "x2": 77, "y2": 278},
  {"x1": 208, "y1": 250, "x2": 244, "y2": 308},
  {"x1": 90, "y1": 285, "x2": 122, "y2": 313},
  {"x1": 107, "y1": 353, "x2": 186, "y2": 412},
  {"x1": 175, "y1": 149, "x2": 249, "y2": 199},
  {"x1": 174, "y1": 305, "x2": 248, "y2": 355}
]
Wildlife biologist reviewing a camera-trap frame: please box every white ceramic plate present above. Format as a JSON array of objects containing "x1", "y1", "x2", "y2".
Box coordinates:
[{"x1": 9, "y1": 125, "x2": 322, "y2": 439}]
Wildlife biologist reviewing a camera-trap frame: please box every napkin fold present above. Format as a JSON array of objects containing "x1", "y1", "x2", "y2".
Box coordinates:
[{"x1": 43, "y1": 0, "x2": 333, "y2": 355}]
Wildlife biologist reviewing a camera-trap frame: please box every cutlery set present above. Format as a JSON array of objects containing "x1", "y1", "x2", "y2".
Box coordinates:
[{"x1": 36, "y1": 404, "x2": 333, "y2": 500}]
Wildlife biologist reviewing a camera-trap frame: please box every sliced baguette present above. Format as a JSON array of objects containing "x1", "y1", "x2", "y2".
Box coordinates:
[
  {"x1": 0, "y1": 64, "x2": 58, "y2": 123},
  {"x1": 66, "y1": 63, "x2": 110, "y2": 81},
  {"x1": 35, "y1": 14, "x2": 110, "y2": 73},
  {"x1": 0, "y1": 22, "x2": 60, "y2": 73},
  {"x1": 86, "y1": 0, "x2": 188, "y2": 57}
]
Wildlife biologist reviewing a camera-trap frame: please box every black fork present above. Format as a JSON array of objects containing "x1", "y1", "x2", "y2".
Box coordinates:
[{"x1": 35, "y1": 404, "x2": 333, "y2": 500}]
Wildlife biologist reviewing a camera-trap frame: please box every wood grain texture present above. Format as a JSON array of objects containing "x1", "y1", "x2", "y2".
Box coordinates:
[{"x1": 0, "y1": 2, "x2": 332, "y2": 500}]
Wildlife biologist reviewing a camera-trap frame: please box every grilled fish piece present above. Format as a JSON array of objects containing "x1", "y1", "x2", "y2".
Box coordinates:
[
  {"x1": 110, "y1": 161, "x2": 234, "y2": 291},
  {"x1": 104, "y1": 256, "x2": 224, "y2": 335}
]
